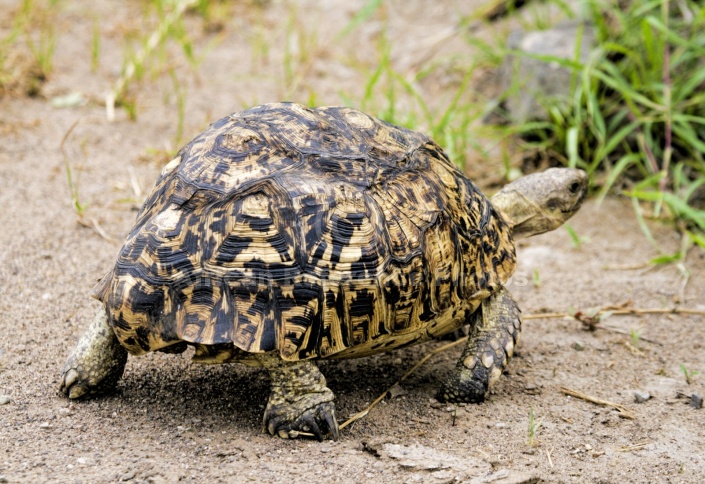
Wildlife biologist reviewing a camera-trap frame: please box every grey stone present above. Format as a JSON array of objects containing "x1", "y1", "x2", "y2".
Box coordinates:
[
  {"x1": 634, "y1": 391, "x2": 651, "y2": 403},
  {"x1": 120, "y1": 470, "x2": 136, "y2": 481},
  {"x1": 572, "y1": 341, "x2": 585, "y2": 351},
  {"x1": 378, "y1": 443, "x2": 490, "y2": 479},
  {"x1": 498, "y1": 21, "x2": 595, "y2": 123},
  {"x1": 0, "y1": 395, "x2": 11, "y2": 405},
  {"x1": 690, "y1": 394, "x2": 703, "y2": 409}
]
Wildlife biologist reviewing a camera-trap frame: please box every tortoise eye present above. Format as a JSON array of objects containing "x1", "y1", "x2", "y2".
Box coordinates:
[{"x1": 569, "y1": 181, "x2": 581, "y2": 194}]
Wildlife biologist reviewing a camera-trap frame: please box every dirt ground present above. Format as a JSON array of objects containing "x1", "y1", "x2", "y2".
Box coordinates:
[{"x1": 1, "y1": 1, "x2": 704, "y2": 482}]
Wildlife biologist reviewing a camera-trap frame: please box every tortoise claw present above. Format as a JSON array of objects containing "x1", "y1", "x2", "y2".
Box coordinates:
[
  {"x1": 264, "y1": 400, "x2": 339, "y2": 441},
  {"x1": 59, "y1": 368, "x2": 90, "y2": 399},
  {"x1": 324, "y1": 407, "x2": 340, "y2": 441},
  {"x1": 258, "y1": 354, "x2": 339, "y2": 441}
]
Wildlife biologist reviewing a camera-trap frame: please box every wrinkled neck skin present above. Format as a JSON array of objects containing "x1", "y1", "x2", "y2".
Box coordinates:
[{"x1": 491, "y1": 188, "x2": 565, "y2": 240}]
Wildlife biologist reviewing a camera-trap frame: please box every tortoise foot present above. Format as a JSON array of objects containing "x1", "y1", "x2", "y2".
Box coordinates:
[
  {"x1": 264, "y1": 393, "x2": 338, "y2": 441},
  {"x1": 437, "y1": 286, "x2": 521, "y2": 404},
  {"x1": 258, "y1": 353, "x2": 339, "y2": 441},
  {"x1": 437, "y1": 363, "x2": 493, "y2": 403},
  {"x1": 59, "y1": 309, "x2": 128, "y2": 399}
]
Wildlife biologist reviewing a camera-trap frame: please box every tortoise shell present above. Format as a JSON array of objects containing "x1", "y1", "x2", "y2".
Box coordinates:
[{"x1": 93, "y1": 103, "x2": 516, "y2": 362}]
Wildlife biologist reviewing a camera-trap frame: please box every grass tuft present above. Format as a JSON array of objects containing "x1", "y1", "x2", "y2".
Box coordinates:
[
  {"x1": 491, "y1": 0, "x2": 705, "y2": 249},
  {"x1": 106, "y1": 0, "x2": 200, "y2": 121},
  {"x1": 1, "y1": 0, "x2": 59, "y2": 96},
  {"x1": 527, "y1": 406, "x2": 542, "y2": 447},
  {"x1": 679, "y1": 363, "x2": 700, "y2": 385}
]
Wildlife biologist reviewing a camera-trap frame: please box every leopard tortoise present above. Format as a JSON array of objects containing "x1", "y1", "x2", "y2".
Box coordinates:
[{"x1": 59, "y1": 103, "x2": 587, "y2": 441}]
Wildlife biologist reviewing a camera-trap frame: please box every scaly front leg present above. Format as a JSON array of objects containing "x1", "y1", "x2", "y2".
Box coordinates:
[
  {"x1": 59, "y1": 308, "x2": 128, "y2": 399},
  {"x1": 257, "y1": 352, "x2": 339, "y2": 441},
  {"x1": 437, "y1": 287, "x2": 521, "y2": 403}
]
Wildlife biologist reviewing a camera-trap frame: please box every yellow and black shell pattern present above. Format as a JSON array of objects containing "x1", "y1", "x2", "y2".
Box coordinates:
[{"x1": 93, "y1": 103, "x2": 516, "y2": 362}]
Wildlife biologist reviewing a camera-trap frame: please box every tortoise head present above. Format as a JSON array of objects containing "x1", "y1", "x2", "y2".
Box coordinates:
[{"x1": 490, "y1": 167, "x2": 588, "y2": 240}]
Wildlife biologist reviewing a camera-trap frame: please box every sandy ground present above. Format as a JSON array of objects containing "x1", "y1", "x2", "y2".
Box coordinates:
[{"x1": 1, "y1": 1, "x2": 704, "y2": 482}]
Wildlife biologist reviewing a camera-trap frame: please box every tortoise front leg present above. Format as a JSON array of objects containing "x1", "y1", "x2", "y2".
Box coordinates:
[
  {"x1": 437, "y1": 287, "x2": 521, "y2": 403},
  {"x1": 257, "y1": 353, "x2": 339, "y2": 441},
  {"x1": 59, "y1": 308, "x2": 128, "y2": 399}
]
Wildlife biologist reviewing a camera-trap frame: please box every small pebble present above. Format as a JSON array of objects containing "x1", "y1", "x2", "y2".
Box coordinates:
[
  {"x1": 524, "y1": 383, "x2": 541, "y2": 395},
  {"x1": 634, "y1": 391, "x2": 651, "y2": 403},
  {"x1": 0, "y1": 395, "x2": 11, "y2": 405},
  {"x1": 121, "y1": 470, "x2": 136, "y2": 481},
  {"x1": 0, "y1": 475, "x2": 7, "y2": 483},
  {"x1": 572, "y1": 341, "x2": 585, "y2": 351},
  {"x1": 690, "y1": 394, "x2": 703, "y2": 409}
]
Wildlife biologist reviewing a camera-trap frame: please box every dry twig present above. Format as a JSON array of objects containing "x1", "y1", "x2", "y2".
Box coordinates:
[
  {"x1": 560, "y1": 387, "x2": 634, "y2": 419},
  {"x1": 77, "y1": 218, "x2": 116, "y2": 242},
  {"x1": 546, "y1": 448, "x2": 554, "y2": 469},
  {"x1": 622, "y1": 340, "x2": 645, "y2": 356},
  {"x1": 524, "y1": 306, "x2": 705, "y2": 320},
  {"x1": 526, "y1": 304, "x2": 704, "y2": 344},
  {"x1": 339, "y1": 337, "x2": 468, "y2": 430},
  {"x1": 618, "y1": 441, "x2": 652, "y2": 452}
]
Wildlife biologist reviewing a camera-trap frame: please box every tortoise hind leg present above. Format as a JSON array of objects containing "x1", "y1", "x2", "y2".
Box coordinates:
[
  {"x1": 59, "y1": 308, "x2": 128, "y2": 399},
  {"x1": 437, "y1": 286, "x2": 521, "y2": 403},
  {"x1": 257, "y1": 353, "x2": 339, "y2": 441}
]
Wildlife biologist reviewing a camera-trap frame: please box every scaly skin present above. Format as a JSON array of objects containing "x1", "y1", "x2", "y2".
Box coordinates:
[
  {"x1": 257, "y1": 353, "x2": 339, "y2": 441},
  {"x1": 491, "y1": 167, "x2": 588, "y2": 240},
  {"x1": 59, "y1": 308, "x2": 128, "y2": 399},
  {"x1": 437, "y1": 287, "x2": 521, "y2": 403}
]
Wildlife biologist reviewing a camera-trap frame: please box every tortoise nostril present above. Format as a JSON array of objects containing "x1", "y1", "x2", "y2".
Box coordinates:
[{"x1": 569, "y1": 181, "x2": 581, "y2": 194}]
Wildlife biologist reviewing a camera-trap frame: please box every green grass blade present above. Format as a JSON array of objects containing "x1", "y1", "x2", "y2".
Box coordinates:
[{"x1": 337, "y1": 0, "x2": 383, "y2": 39}]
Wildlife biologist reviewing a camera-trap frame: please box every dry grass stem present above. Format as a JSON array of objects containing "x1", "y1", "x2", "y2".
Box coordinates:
[
  {"x1": 560, "y1": 387, "x2": 634, "y2": 419},
  {"x1": 339, "y1": 337, "x2": 468, "y2": 431},
  {"x1": 524, "y1": 307, "x2": 705, "y2": 320},
  {"x1": 599, "y1": 326, "x2": 662, "y2": 346},
  {"x1": 618, "y1": 441, "x2": 651, "y2": 452},
  {"x1": 622, "y1": 341, "x2": 645, "y2": 356},
  {"x1": 77, "y1": 218, "x2": 116, "y2": 242},
  {"x1": 603, "y1": 263, "x2": 652, "y2": 270}
]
